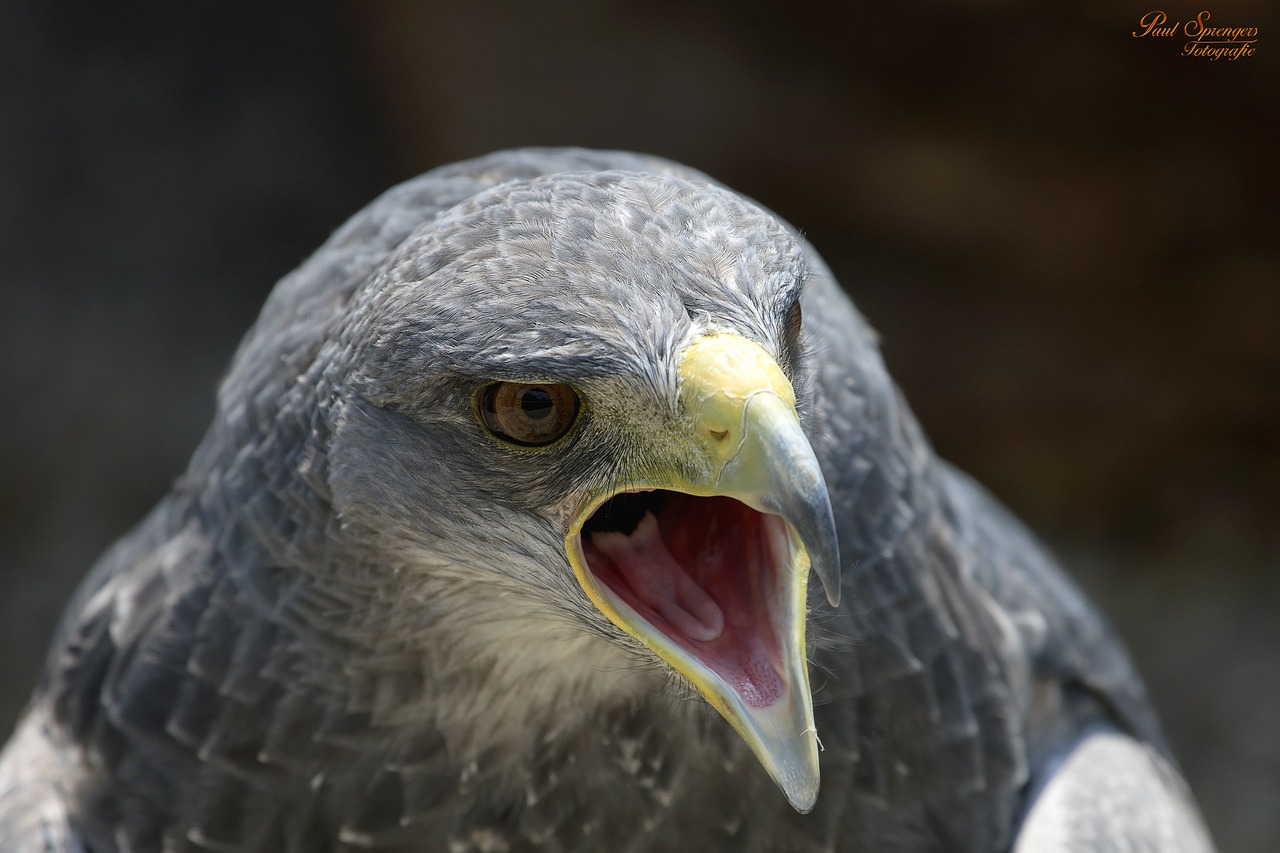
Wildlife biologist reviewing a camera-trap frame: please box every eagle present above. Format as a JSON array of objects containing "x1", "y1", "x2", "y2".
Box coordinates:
[{"x1": 0, "y1": 148, "x2": 1215, "y2": 852}]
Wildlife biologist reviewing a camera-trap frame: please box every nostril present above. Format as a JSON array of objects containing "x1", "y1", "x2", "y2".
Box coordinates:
[{"x1": 708, "y1": 428, "x2": 730, "y2": 442}]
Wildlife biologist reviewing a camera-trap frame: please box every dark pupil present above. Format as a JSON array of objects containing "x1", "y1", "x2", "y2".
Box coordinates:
[{"x1": 520, "y1": 388, "x2": 554, "y2": 420}]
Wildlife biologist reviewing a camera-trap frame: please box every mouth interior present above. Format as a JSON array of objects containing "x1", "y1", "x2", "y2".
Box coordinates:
[{"x1": 581, "y1": 490, "x2": 789, "y2": 709}]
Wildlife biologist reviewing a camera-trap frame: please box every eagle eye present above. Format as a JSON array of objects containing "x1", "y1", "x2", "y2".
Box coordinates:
[
  {"x1": 785, "y1": 300, "x2": 803, "y2": 344},
  {"x1": 478, "y1": 382, "x2": 580, "y2": 447}
]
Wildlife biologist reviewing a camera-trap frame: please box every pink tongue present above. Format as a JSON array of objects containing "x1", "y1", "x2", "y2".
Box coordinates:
[{"x1": 589, "y1": 512, "x2": 726, "y2": 642}]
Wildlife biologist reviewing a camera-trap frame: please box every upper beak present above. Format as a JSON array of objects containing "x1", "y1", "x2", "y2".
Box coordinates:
[
  {"x1": 681, "y1": 333, "x2": 842, "y2": 609},
  {"x1": 565, "y1": 332, "x2": 841, "y2": 813}
]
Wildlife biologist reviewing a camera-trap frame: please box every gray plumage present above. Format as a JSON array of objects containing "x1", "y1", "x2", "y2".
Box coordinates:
[{"x1": 0, "y1": 148, "x2": 1215, "y2": 851}]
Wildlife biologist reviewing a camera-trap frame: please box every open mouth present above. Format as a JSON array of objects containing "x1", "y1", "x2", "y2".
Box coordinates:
[
  {"x1": 579, "y1": 489, "x2": 794, "y2": 709},
  {"x1": 561, "y1": 332, "x2": 835, "y2": 812}
]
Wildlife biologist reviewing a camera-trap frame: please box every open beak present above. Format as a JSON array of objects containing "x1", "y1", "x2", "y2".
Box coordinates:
[{"x1": 565, "y1": 333, "x2": 841, "y2": 813}]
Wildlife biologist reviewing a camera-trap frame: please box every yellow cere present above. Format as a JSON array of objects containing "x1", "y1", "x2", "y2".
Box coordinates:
[{"x1": 678, "y1": 333, "x2": 798, "y2": 464}]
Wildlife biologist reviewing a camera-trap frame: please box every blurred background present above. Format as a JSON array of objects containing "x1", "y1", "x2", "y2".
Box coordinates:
[{"x1": 1, "y1": 0, "x2": 1276, "y2": 848}]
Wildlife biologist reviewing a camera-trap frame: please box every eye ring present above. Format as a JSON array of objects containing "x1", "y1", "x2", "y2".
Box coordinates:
[{"x1": 477, "y1": 382, "x2": 581, "y2": 447}]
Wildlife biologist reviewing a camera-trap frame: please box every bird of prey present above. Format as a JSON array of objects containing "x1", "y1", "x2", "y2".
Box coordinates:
[{"x1": 0, "y1": 148, "x2": 1215, "y2": 852}]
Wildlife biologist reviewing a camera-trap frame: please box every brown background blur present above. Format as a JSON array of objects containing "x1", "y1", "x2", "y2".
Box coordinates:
[{"x1": 2, "y1": 1, "x2": 1276, "y2": 849}]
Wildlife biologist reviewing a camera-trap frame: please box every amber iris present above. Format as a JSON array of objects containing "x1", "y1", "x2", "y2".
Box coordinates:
[{"x1": 479, "y1": 382, "x2": 580, "y2": 446}]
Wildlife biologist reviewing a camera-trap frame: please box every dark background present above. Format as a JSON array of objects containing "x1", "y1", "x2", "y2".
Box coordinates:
[{"x1": 2, "y1": 1, "x2": 1276, "y2": 849}]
